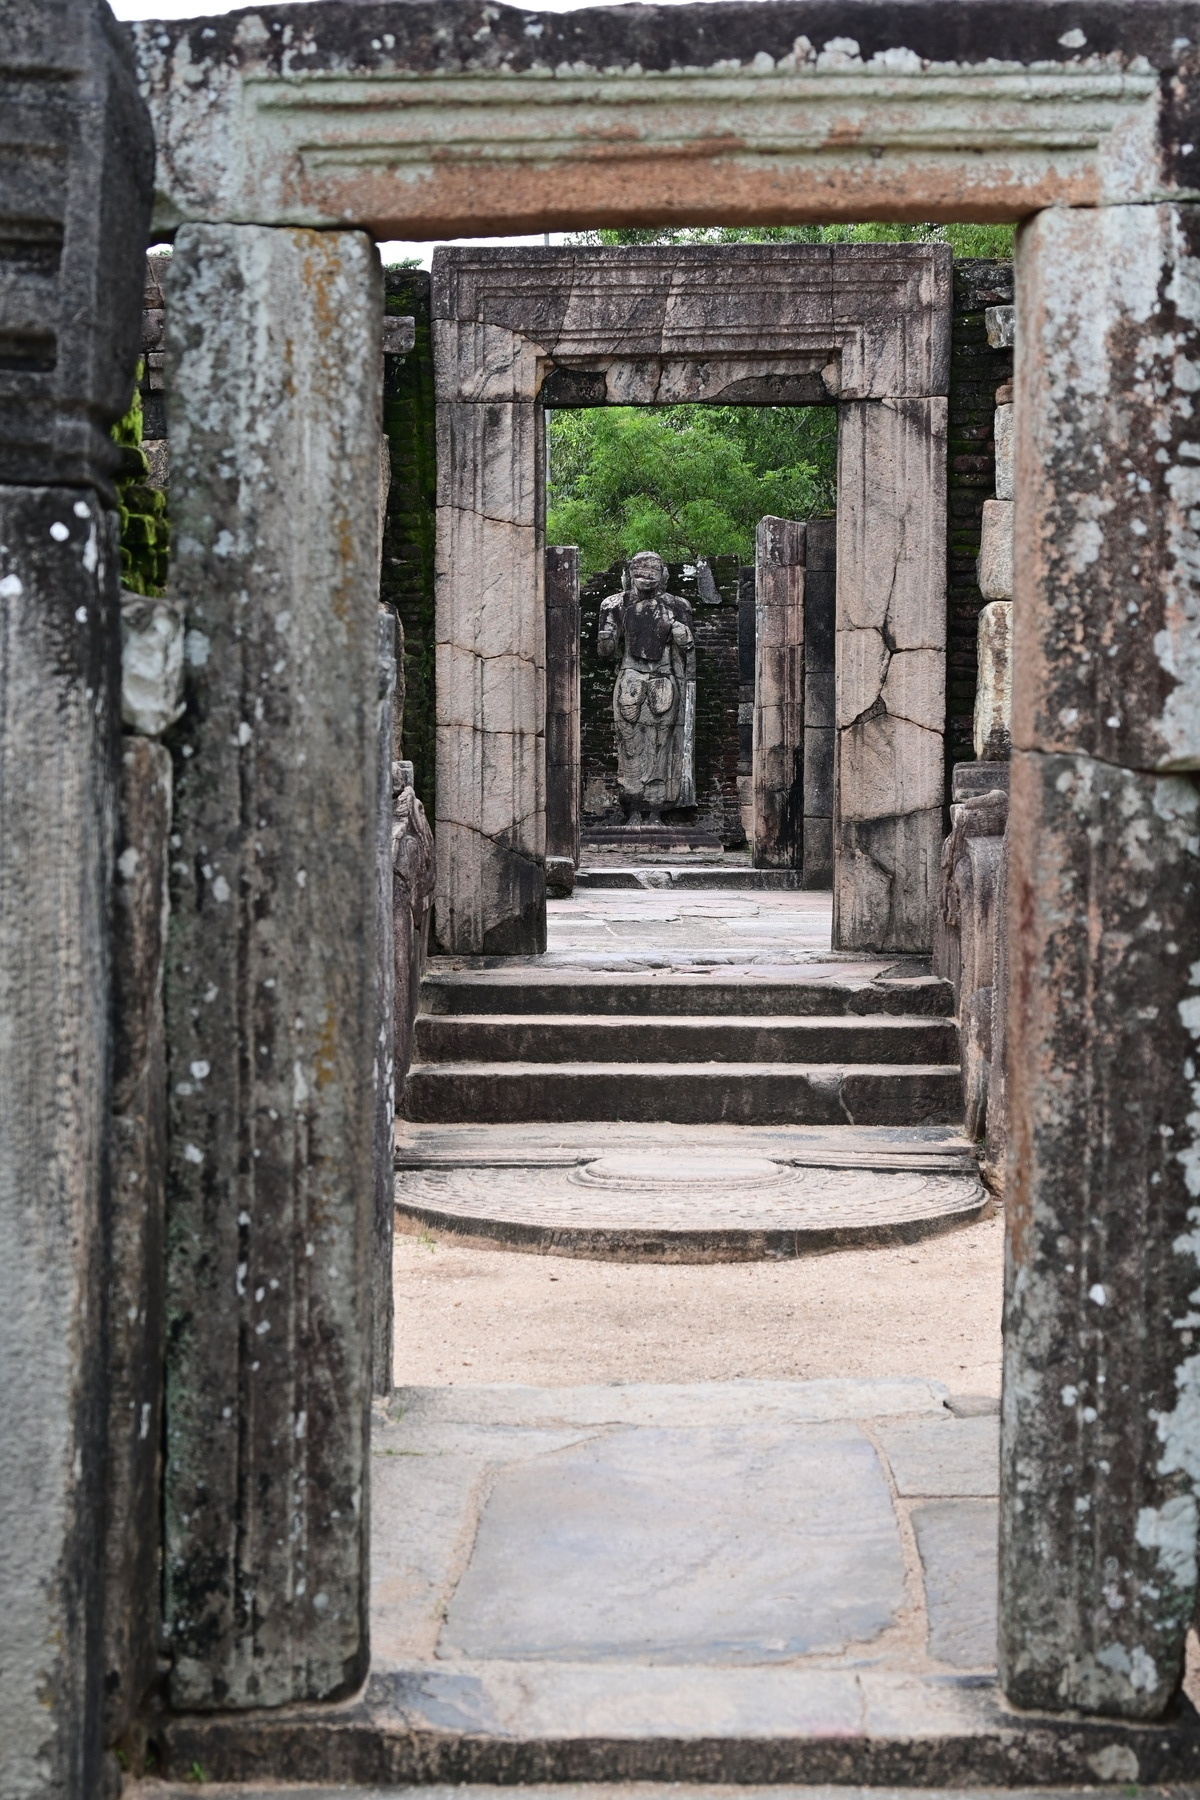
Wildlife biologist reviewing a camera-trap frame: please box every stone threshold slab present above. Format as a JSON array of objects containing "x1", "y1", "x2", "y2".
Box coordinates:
[
  {"x1": 130, "y1": 1786, "x2": 1200, "y2": 1800},
  {"x1": 575, "y1": 868, "x2": 807, "y2": 890},
  {"x1": 394, "y1": 1122, "x2": 978, "y2": 1173},
  {"x1": 143, "y1": 1673, "x2": 1200, "y2": 1787}
]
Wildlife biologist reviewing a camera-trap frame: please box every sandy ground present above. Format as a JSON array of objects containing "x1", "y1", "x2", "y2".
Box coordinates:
[{"x1": 392, "y1": 1208, "x2": 1004, "y2": 1397}]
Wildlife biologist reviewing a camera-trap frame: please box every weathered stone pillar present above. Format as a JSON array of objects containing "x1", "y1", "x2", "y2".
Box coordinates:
[
  {"x1": 834, "y1": 398, "x2": 947, "y2": 952},
  {"x1": 163, "y1": 225, "x2": 382, "y2": 1708},
  {"x1": 753, "y1": 517, "x2": 805, "y2": 870},
  {"x1": 1000, "y1": 203, "x2": 1200, "y2": 1719},
  {"x1": 0, "y1": 490, "x2": 120, "y2": 1799},
  {"x1": 434, "y1": 396, "x2": 544, "y2": 953},
  {"x1": 802, "y1": 517, "x2": 836, "y2": 889},
  {"x1": 105, "y1": 734, "x2": 172, "y2": 1745},
  {"x1": 545, "y1": 544, "x2": 580, "y2": 890},
  {"x1": 374, "y1": 612, "x2": 398, "y2": 1398}
]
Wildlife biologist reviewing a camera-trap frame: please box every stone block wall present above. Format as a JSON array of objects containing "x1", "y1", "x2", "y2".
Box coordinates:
[
  {"x1": 381, "y1": 269, "x2": 437, "y2": 821},
  {"x1": 580, "y1": 556, "x2": 744, "y2": 846},
  {"x1": 947, "y1": 260, "x2": 1014, "y2": 788}
]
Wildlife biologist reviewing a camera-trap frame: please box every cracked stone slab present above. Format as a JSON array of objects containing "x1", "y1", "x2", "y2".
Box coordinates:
[{"x1": 912, "y1": 1500, "x2": 999, "y2": 1670}]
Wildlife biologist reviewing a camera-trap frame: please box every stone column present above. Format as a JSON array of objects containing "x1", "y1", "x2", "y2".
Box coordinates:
[
  {"x1": 545, "y1": 544, "x2": 580, "y2": 891},
  {"x1": 434, "y1": 398, "x2": 545, "y2": 953},
  {"x1": 374, "y1": 612, "x2": 397, "y2": 1398},
  {"x1": 0, "y1": 490, "x2": 120, "y2": 1800},
  {"x1": 753, "y1": 517, "x2": 805, "y2": 870},
  {"x1": 1000, "y1": 204, "x2": 1200, "y2": 1719},
  {"x1": 802, "y1": 517, "x2": 836, "y2": 888},
  {"x1": 105, "y1": 732, "x2": 172, "y2": 1746},
  {"x1": 834, "y1": 398, "x2": 947, "y2": 952},
  {"x1": 163, "y1": 225, "x2": 382, "y2": 1709}
]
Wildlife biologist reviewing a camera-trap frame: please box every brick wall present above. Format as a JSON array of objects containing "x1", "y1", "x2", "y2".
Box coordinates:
[
  {"x1": 947, "y1": 259, "x2": 1014, "y2": 791},
  {"x1": 381, "y1": 269, "x2": 437, "y2": 820}
]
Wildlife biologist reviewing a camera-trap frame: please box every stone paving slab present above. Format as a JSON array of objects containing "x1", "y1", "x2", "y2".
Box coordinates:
[
  {"x1": 912, "y1": 1501, "x2": 1001, "y2": 1670},
  {"x1": 875, "y1": 1414, "x2": 1000, "y2": 1496},
  {"x1": 396, "y1": 1121, "x2": 977, "y2": 1171},
  {"x1": 440, "y1": 1424, "x2": 906, "y2": 1664}
]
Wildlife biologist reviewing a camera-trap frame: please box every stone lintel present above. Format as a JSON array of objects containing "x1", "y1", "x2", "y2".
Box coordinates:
[
  {"x1": 1001, "y1": 747, "x2": 1200, "y2": 1717},
  {"x1": 131, "y1": 3, "x2": 1195, "y2": 237},
  {"x1": 162, "y1": 225, "x2": 382, "y2": 1708}
]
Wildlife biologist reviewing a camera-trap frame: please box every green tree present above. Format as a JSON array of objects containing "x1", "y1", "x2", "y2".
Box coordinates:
[
  {"x1": 575, "y1": 220, "x2": 1015, "y2": 258},
  {"x1": 546, "y1": 405, "x2": 831, "y2": 575}
]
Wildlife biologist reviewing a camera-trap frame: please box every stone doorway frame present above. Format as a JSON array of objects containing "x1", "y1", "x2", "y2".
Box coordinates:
[
  {"x1": 433, "y1": 242, "x2": 949, "y2": 954},
  {"x1": 11, "y1": 4, "x2": 1186, "y2": 1764}
]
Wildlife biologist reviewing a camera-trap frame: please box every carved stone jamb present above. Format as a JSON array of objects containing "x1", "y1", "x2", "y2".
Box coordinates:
[
  {"x1": 802, "y1": 518, "x2": 837, "y2": 889},
  {"x1": 835, "y1": 396, "x2": 948, "y2": 953},
  {"x1": 163, "y1": 224, "x2": 383, "y2": 1710},
  {"x1": 753, "y1": 517, "x2": 805, "y2": 870},
  {"x1": 0, "y1": 6, "x2": 152, "y2": 1794},
  {"x1": 545, "y1": 544, "x2": 581, "y2": 888},
  {"x1": 374, "y1": 612, "x2": 398, "y2": 1398},
  {"x1": 1000, "y1": 203, "x2": 1200, "y2": 1720},
  {"x1": 434, "y1": 242, "x2": 949, "y2": 953}
]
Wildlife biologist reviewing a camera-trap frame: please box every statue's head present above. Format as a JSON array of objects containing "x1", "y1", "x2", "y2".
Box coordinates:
[{"x1": 629, "y1": 551, "x2": 665, "y2": 594}]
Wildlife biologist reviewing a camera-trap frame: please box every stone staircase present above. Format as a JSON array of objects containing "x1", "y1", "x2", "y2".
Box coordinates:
[{"x1": 403, "y1": 966, "x2": 961, "y2": 1128}]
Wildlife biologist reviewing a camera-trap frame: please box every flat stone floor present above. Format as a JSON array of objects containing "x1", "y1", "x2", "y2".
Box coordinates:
[
  {"x1": 371, "y1": 1377, "x2": 1002, "y2": 1730},
  {"x1": 138, "y1": 1786, "x2": 1200, "y2": 1798},
  {"x1": 485, "y1": 888, "x2": 909, "y2": 972}
]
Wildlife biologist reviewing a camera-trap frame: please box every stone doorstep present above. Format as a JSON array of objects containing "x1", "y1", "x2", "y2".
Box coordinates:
[
  {"x1": 575, "y1": 868, "x2": 806, "y2": 890},
  {"x1": 412, "y1": 1016, "x2": 960, "y2": 1065},
  {"x1": 400, "y1": 1063, "x2": 963, "y2": 1128},
  {"x1": 124, "y1": 1788, "x2": 1200, "y2": 1800},
  {"x1": 142, "y1": 1678, "x2": 1200, "y2": 1787},
  {"x1": 419, "y1": 972, "x2": 954, "y2": 1018}
]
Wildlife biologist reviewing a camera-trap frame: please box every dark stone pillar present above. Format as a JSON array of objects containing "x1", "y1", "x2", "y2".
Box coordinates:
[
  {"x1": 1000, "y1": 203, "x2": 1200, "y2": 1718},
  {"x1": 104, "y1": 737, "x2": 171, "y2": 1744},
  {"x1": 163, "y1": 224, "x2": 383, "y2": 1709},
  {"x1": 545, "y1": 544, "x2": 580, "y2": 888},
  {"x1": 802, "y1": 518, "x2": 835, "y2": 889},
  {"x1": 0, "y1": 6, "x2": 151, "y2": 1793},
  {"x1": 753, "y1": 516, "x2": 804, "y2": 870},
  {"x1": 374, "y1": 612, "x2": 398, "y2": 1398}
]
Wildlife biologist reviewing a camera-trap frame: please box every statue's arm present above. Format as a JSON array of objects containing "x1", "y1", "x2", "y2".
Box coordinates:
[
  {"x1": 597, "y1": 594, "x2": 623, "y2": 661},
  {"x1": 670, "y1": 594, "x2": 694, "y2": 651}
]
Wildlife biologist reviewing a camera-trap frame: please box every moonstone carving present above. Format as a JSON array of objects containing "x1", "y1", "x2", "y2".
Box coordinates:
[{"x1": 597, "y1": 551, "x2": 695, "y2": 824}]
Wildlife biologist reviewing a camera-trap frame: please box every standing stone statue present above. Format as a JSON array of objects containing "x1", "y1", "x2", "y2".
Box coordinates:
[{"x1": 598, "y1": 551, "x2": 696, "y2": 823}]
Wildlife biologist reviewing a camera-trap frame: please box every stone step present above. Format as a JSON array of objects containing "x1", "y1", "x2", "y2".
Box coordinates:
[
  {"x1": 414, "y1": 1013, "x2": 959, "y2": 1066},
  {"x1": 423, "y1": 969, "x2": 953, "y2": 1018},
  {"x1": 402, "y1": 1061, "x2": 962, "y2": 1126},
  {"x1": 576, "y1": 864, "x2": 805, "y2": 889}
]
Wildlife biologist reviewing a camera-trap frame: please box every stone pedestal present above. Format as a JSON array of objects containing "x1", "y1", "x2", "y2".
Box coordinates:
[
  {"x1": 753, "y1": 517, "x2": 804, "y2": 870},
  {"x1": 834, "y1": 398, "x2": 947, "y2": 953},
  {"x1": 802, "y1": 519, "x2": 836, "y2": 889},
  {"x1": 1000, "y1": 203, "x2": 1200, "y2": 1719},
  {"x1": 545, "y1": 545, "x2": 581, "y2": 880},
  {"x1": 163, "y1": 224, "x2": 382, "y2": 1709}
]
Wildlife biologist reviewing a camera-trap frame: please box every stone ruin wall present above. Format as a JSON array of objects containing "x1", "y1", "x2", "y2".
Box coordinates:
[{"x1": 133, "y1": 254, "x2": 1011, "y2": 842}]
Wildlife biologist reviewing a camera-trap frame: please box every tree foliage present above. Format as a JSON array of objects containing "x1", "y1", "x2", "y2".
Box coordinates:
[{"x1": 546, "y1": 405, "x2": 836, "y2": 575}]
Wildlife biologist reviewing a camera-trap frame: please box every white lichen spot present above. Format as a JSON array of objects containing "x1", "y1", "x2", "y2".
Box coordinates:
[
  {"x1": 74, "y1": 605, "x2": 88, "y2": 623},
  {"x1": 293, "y1": 1061, "x2": 309, "y2": 1108},
  {"x1": 295, "y1": 1411, "x2": 307, "y2": 1439},
  {"x1": 211, "y1": 875, "x2": 231, "y2": 903},
  {"x1": 1059, "y1": 26, "x2": 1087, "y2": 47},
  {"x1": 184, "y1": 1143, "x2": 203, "y2": 1165},
  {"x1": 1136, "y1": 1493, "x2": 1199, "y2": 1587},
  {"x1": 49, "y1": 522, "x2": 69, "y2": 542},
  {"x1": 238, "y1": 721, "x2": 252, "y2": 745},
  {"x1": 1089, "y1": 1283, "x2": 1107, "y2": 1305},
  {"x1": 185, "y1": 629, "x2": 210, "y2": 667},
  {"x1": 190, "y1": 1060, "x2": 210, "y2": 1081},
  {"x1": 73, "y1": 500, "x2": 90, "y2": 519},
  {"x1": 0, "y1": 574, "x2": 22, "y2": 600},
  {"x1": 1061, "y1": 1384, "x2": 1079, "y2": 1405},
  {"x1": 817, "y1": 36, "x2": 861, "y2": 67},
  {"x1": 117, "y1": 847, "x2": 140, "y2": 880}
]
